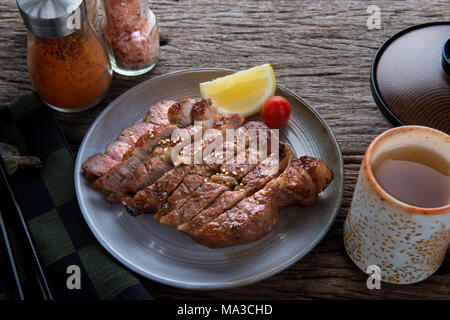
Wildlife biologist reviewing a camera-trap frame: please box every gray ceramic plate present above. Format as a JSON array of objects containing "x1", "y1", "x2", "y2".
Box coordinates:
[{"x1": 74, "y1": 69, "x2": 344, "y2": 290}]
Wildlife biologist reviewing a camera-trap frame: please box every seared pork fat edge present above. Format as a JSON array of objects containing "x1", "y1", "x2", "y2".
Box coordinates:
[{"x1": 81, "y1": 98, "x2": 333, "y2": 248}]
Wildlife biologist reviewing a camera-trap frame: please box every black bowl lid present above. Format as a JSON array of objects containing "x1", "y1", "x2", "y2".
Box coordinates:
[{"x1": 371, "y1": 22, "x2": 450, "y2": 134}]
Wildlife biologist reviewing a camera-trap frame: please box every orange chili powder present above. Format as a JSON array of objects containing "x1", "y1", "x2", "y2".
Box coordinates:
[{"x1": 27, "y1": 21, "x2": 112, "y2": 110}]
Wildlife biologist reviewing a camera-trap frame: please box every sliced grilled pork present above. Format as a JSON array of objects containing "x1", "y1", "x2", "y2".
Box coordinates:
[
  {"x1": 92, "y1": 125, "x2": 177, "y2": 198},
  {"x1": 206, "y1": 121, "x2": 272, "y2": 182},
  {"x1": 121, "y1": 155, "x2": 174, "y2": 193},
  {"x1": 81, "y1": 154, "x2": 120, "y2": 180},
  {"x1": 178, "y1": 190, "x2": 246, "y2": 235},
  {"x1": 219, "y1": 148, "x2": 260, "y2": 180},
  {"x1": 239, "y1": 142, "x2": 292, "y2": 191},
  {"x1": 122, "y1": 165, "x2": 191, "y2": 215},
  {"x1": 215, "y1": 114, "x2": 247, "y2": 132},
  {"x1": 271, "y1": 156, "x2": 333, "y2": 207},
  {"x1": 167, "y1": 98, "x2": 218, "y2": 129},
  {"x1": 167, "y1": 98, "x2": 197, "y2": 127},
  {"x1": 120, "y1": 115, "x2": 245, "y2": 214},
  {"x1": 159, "y1": 180, "x2": 230, "y2": 227},
  {"x1": 193, "y1": 156, "x2": 333, "y2": 248},
  {"x1": 92, "y1": 99, "x2": 221, "y2": 201},
  {"x1": 123, "y1": 125, "x2": 208, "y2": 194},
  {"x1": 173, "y1": 113, "x2": 244, "y2": 167},
  {"x1": 82, "y1": 122, "x2": 156, "y2": 179},
  {"x1": 82, "y1": 98, "x2": 175, "y2": 180},
  {"x1": 113, "y1": 122, "x2": 159, "y2": 148},
  {"x1": 191, "y1": 140, "x2": 262, "y2": 186},
  {"x1": 143, "y1": 100, "x2": 175, "y2": 125},
  {"x1": 186, "y1": 121, "x2": 269, "y2": 174},
  {"x1": 83, "y1": 98, "x2": 207, "y2": 182},
  {"x1": 209, "y1": 173, "x2": 238, "y2": 187},
  {"x1": 162, "y1": 120, "x2": 268, "y2": 197},
  {"x1": 154, "y1": 174, "x2": 205, "y2": 220},
  {"x1": 104, "y1": 141, "x2": 130, "y2": 161},
  {"x1": 82, "y1": 95, "x2": 335, "y2": 249},
  {"x1": 191, "y1": 99, "x2": 218, "y2": 129},
  {"x1": 178, "y1": 143, "x2": 294, "y2": 236},
  {"x1": 121, "y1": 109, "x2": 243, "y2": 193},
  {"x1": 156, "y1": 123, "x2": 275, "y2": 226},
  {"x1": 120, "y1": 135, "x2": 180, "y2": 193}
]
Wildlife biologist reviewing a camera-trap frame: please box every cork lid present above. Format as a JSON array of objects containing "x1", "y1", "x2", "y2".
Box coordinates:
[{"x1": 371, "y1": 22, "x2": 450, "y2": 134}]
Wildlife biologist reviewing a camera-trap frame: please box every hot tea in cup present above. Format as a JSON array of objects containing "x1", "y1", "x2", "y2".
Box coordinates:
[
  {"x1": 373, "y1": 145, "x2": 449, "y2": 209},
  {"x1": 344, "y1": 126, "x2": 450, "y2": 284}
]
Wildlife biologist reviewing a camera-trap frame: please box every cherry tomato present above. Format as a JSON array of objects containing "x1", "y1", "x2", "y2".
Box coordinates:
[{"x1": 261, "y1": 96, "x2": 291, "y2": 129}]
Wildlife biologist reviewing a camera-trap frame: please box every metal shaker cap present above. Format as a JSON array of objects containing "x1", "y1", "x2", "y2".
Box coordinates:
[{"x1": 17, "y1": 0, "x2": 87, "y2": 38}]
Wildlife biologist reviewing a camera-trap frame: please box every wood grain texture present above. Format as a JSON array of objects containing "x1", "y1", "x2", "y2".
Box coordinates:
[{"x1": 1, "y1": 0, "x2": 449, "y2": 299}]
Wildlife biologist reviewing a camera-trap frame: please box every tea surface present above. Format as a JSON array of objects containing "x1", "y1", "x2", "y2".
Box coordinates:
[{"x1": 373, "y1": 146, "x2": 450, "y2": 208}]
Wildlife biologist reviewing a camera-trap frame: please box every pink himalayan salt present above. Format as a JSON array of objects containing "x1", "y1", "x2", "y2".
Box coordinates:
[
  {"x1": 102, "y1": 0, "x2": 159, "y2": 70},
  {"x1": 104, "y1": 0, "x2": 143, "y2": 30},
  {"x1": 86, "y1": 0, "x2": 99, "y2": 26}
]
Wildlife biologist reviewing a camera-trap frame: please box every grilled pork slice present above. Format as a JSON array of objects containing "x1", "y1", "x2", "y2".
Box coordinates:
[
  {"x1": 143, "y1": 100, "x2": 176, "y2": 125},
  {"x1": 188, "y1": 121, "x2": 270, "y2": 175},
  {"x1": 178, "y1": 190, "x2": 246, "y2": 235},
  {"x1": 82, "y1": 122, "x2": 157, "y2": 179},
  {"x1": 120, "y1": 130, "x2": 188, "y2": 193},
  {"x1": 121, "y1": 156, "x2": 174, "y2": 193},
  {"x1": 174, "y1": 113, "x2": 244, "y2": 167},
  {"x1": 155, "y1": 121, "x2": 270, "y2": 212},
  {"x1": 167, "y1": 98, "x2": 218, "y2": 129},
  {"x1": 82, "y1": 99, "x2": 175, "y2": 179},
  {"x1": 120, "y1": 99, "x2": 223, "y2": 192},
  {"x1": 158, "y1": 127, "x2": 281, "y2": 227},
  {"x1": 92, "y1": 125, "x2": 177, "y2": 198},
  {"x1": 209, "y1": 173, "x2": 238, "y2": 187},
  {"x1": 122, "y1": 119, "x2": 262, "y2": 215},
  {"x1": 154, "y1": 174, "x2": 205, "y2": 220},
  {"x1": 122, "y1": 165, "x2": 191, "y2": 215},
  {"x1": 131, "y1": 119, "x2": 267, "y2": 213},
  {"x1": 104, "y1": 141, "x2": 131, "y2": 161},
  {"x1": 178, "y1": 143, "x2": 294, "y2": 236},
  {"x1": 167, "y1": 98, "x2": 197, "y2": 127},
  {"x1": 120, "y1": 115, "x2": 245, "y2": 214},
  {"x1": 219, "y1": 148, "x2": 260, "y2": 180},
  {"x1": 195, "y1": 121, "x2": 272, "y2": 184},
  {"x1": 193, "y1": 156, "x2": 333, "y2": 248},
  {"x1": 191, "y1": 98, "x2": 218, "y2": 129},
  {"x1": 122, "y1": 124, "x2": 209, "y2": 194},
  {"x1": 83, "y1": 98, "x2": 205, "y2": 181},
  {"x1": 81, "y1": 154, "x2": 120, "y2": 180},
  {"x1": 93, "y1": 99, "x2": 214, "y2": 199},
  {"x1": 159, "y1": 180, "x2": 230, "y2": 227},
  {"x1": 112, "y1": 122, "x2": 159, "y2": 150},
  {"x1": 122, "y1": 110, "x2": 243, "y2": 193}
]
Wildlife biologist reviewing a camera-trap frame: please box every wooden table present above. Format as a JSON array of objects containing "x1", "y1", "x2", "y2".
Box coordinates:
[{"x1": 1, "y1": 0, "x2": 449, "y2": 299}]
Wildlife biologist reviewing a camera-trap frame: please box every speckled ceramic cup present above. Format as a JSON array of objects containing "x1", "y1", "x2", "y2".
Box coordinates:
[{"x1": 344, "y1": 126, "x2": 450, "y2": 284}]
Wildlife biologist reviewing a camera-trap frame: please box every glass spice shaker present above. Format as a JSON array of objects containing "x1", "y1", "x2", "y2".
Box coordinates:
[
  {"x1": 17, "y1": 0, "x2": 112, "y2": 113},
  {"x1": 101, "y1": 0, "x2": 160, "y2": 76},
  {"x1": 86, "y1": 0, "x2": 100, "y2": 27}
]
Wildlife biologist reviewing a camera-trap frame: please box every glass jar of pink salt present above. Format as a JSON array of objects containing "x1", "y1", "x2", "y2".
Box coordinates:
[
  {"x1": 86, "y1": 0, "x2": 99, "y2": 27},
  {"x1": 101, "y1": 0, "x2": 160, "y2": 76}
]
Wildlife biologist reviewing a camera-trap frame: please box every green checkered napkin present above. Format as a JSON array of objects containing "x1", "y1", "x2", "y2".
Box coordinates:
[{"x1": 0, "y1": 94, "x2": 151, "y2": 300}]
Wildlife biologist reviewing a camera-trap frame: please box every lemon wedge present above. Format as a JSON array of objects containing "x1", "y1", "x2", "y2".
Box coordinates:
[{"x1": 199, "y1": 64, "x2": 276, "y2": 116}]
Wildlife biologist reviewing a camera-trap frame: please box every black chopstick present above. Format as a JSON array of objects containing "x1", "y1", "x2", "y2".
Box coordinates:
[
  {"x1": 0, "y1": 155, "x2": 53, "y2": 300},
  {"x1": 0, "y1": 208, "x2": 24, "y2": 300}
]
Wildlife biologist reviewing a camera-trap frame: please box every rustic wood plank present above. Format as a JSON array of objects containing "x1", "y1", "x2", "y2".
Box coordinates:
[{"x1": 0, "y1": 0, "x2": 448, "y2": 299}]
